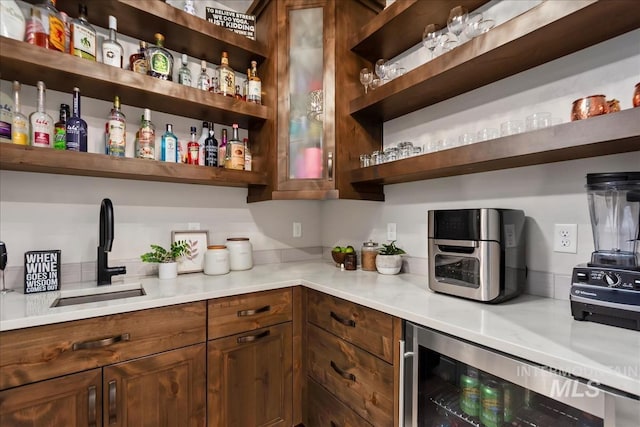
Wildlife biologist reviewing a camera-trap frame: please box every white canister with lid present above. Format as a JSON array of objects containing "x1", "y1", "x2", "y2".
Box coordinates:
[
  {"x1": 204, "y1": 245, "x2": 230, "y2": 275},
  {"x1": 226, "y1": 237, "x2": 253, "y2": 270}
]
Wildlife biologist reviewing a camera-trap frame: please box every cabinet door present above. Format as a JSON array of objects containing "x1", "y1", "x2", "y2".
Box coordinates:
[
  {"x1": 0, "y1": 369, "x2": 102, "y2": 427},
  {"x1": 102, "y1": 344, "x2": 206, "y2": 427},
  {"x1": 208, "y1": 323, "x2": 293, "y2": 427}
]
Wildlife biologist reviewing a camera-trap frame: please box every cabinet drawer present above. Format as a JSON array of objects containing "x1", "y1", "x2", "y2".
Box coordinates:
[
  {"x1": 307, "y1": 289, "x2": 395, "y2": 362},
  {"x1": 307, "y1": 378, "x2": 372, "y2": 427},
  {"x1": 307, "y1": 325, "x2": 394, "y2": 427},
  {"x1": 0, "y1": 302, "x2": 206, "y2": 390},
  {"x1": 208, "y1": 288, "x2": 292, "y2": 340}
]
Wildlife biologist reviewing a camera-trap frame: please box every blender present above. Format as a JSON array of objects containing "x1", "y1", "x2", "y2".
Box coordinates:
[{"x1": 571, "y1": 172, "x2": 640, "y2": 330}]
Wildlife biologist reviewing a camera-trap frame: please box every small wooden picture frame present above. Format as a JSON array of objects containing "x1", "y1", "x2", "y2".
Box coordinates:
[
  {"x1": 24, "y1": 250, "x2": 61, "y2": 293},
  {"x1": 171, "y1": 230, "x2": 209, "y2": 274}
]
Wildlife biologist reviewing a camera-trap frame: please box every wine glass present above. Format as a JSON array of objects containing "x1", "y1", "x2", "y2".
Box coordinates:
[
  {"x1": 422, "y1": 24, "x2": 442, "y2": 59},
  {"x1": 359, "y1": 67, "x2": 373, "y2": 94},
  {"x1": 375, "y1": 59, "x2": 387, "y2": 81},
  {"x1": 447, "y1": 5, "x2": 468, "y2": 44}
]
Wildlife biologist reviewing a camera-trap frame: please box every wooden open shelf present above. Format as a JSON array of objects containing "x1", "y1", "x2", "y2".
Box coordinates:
[
  {"x1": 349, "y1": 0, "x2": 489, "y2": 63},
  {"x1": 0, "y1": 144, "x2": 268, "y2": 188},
  {"x1": 0, "y1": 38, "x2": 269, "y2": 127},
  {"x1": 35, "y1": 0, "x2": 267, "y2": 70},
  {"x1": 349, "y1": 109, "x2": 640, "y2": 185},
  {"x1": 349, "y1": 0, "x2": 640, "y2": 122}
]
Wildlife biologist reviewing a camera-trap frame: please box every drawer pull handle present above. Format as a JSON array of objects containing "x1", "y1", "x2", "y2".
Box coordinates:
[
  {"x1": 330, "y1": 311, "x2": 355, "y2": 328},
  {"x1": 72, "y1": 333, "x2": 130, "y2": 351},
  {"x1": 88, "y1": 385, "x2": 97, "y2": 427},
  {"x1": 108, "y1": 380, "x2": 117, "y2": 425},
  {"x1": 330, "y1": 361, "x2": 356, "y2": 382},
  {"x1": 237, "y1": 305, "x2": 271, "y2": 317},
  {"x1": 237, "y1": 330, "x2": 270, "y2": 344}
]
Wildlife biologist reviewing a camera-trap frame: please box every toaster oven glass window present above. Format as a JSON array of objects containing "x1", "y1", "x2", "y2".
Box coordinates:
[{"x1": 434, "y1": 255, "x2": 480, "y2": 288}]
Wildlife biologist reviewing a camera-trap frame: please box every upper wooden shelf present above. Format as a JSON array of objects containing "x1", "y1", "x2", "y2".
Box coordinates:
[
  {"x1": 0, "y1": 37, "x2": 269, "y2": 127},
  {"x1": 349, "y1": 108, "x2": 640, "y2": 185},
  {"x1": 350, "y1": 0, "x2": 640, "y2": 122},
  {"x1": 0, "y1": 144, "x2": 268, "y2": 188},
  {"x1": 37, "y1": 0, "x2": 267, "y2": 70},
  {"x1": 349, "y1": 0, "x2": 489, "y2": 63}
]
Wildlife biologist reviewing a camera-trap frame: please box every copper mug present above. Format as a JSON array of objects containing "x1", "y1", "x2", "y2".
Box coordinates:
[
  {"x1": 571, "y1": 95, "x2": 610, "y2": 121},
  {"x1": 633, "y1": 83, "x2": 640, "y2": 108}
]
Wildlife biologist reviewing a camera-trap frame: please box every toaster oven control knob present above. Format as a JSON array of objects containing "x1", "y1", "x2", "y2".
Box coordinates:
[{"x1": 603, "y1": 272, "x2": 620, "y2": 287}]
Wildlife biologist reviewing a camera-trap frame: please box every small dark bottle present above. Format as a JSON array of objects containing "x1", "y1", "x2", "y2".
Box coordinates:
[
  {"x1": 204, "y1": 124, "x2": 218, "y2": 167},
  {"x1": 53, "y1": 104, "x2": 69, "y2": 150},
  {"x1": 66, "y1": 87, "x2": 88, "y2": 152}
]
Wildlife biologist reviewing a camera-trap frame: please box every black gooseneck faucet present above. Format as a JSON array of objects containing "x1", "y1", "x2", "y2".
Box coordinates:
[{"x1": 97, "y1": 198, "x2": 126, "y2": 286}]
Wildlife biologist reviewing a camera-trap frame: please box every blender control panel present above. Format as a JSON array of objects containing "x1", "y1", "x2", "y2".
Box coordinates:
[{"x1": 572, "y1": 266, "x2": 640, "y2": 290}]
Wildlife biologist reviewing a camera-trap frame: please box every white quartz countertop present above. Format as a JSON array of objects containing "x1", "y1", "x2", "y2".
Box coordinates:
[{"x1": 1, "y1": 261, "x2": 638, "y2": 397}]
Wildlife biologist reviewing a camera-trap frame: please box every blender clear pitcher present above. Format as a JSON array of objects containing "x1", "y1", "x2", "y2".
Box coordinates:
[{"x1": 586, "y1": 172, "x2": 640, "y2": 267}]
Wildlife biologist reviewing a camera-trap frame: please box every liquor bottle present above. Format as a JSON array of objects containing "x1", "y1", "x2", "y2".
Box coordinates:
[
  {"x1": 102, "y1": 15, "x2": 123, "y2": 68},
  {"x1": 218, "y1": 128, "x2": 227, "y2": 167},
  {"x1": 235, "y1": 84, "x2": 242, "y2": 100},
  {"x1": 183, "y1": 0, "x2": 197, "y2": 16},
  {"x1": 197, "y1": 121, "x2": 209, "y2": 166},
  {"x1": 204, "y1": 125, "x2": 218, "y2": 167},
  {"x1": 11, "y1": 81, "x2": 28, "y2": 146},
  {"x1": 178, "y1": 54, "x2": 192, "y2": 86},
  {"x1": 70, "y1": 4, "x2": 96, "y2": 61},
  {"x1": 66, "y1": 87, "x2": 87, "y2": 152},
  {"x1": 29, "y1": 81, "x2": 54, "y2": 148},
  {"x1": 35, "y1": 0, "x2": 65, "y2": 52},
  {"x1": 217, "y1": 51, "x2": 235, "y2": 97},
  {"x1": 147, "y1": 33, "x2": 174, "y2": 81},
  {"x1": 129, "y1": 41, "x2": 148, "y2": 74},
  {"x1": 197, "y1": 60, "x2": 210, "y2": 91},
  {"x1": 135, "y1": 109, "x2": 155, "y2": 159},
  {"x1": 247, "y1": 60, "x2": 262, "y2": 104},
  {"x1": 186, "y1": 126, "x2": 199, "y2": 165},
  {"x1": 0, "y1": 82, "x2": 11, "y2": 143},
  {"x1": 53, "y1": 103, "x2": 69, "y2": 150},
  {"x1": 243, "y1": 138, "x2": 252, "y2": 171},
  {"x1": 225, "y1": 123, "x2": 244, "y2": 170},
  {"x1": 60, "y1": 11, "x2": 71, "y2": 53},
  {"x1": 161, "y1": 123, "x2": 178, "y2": 162},
  {"x1": 24, "y1": 7, "x2": 47, "y2": 48},
  {"x1": 105, "y1": 96, "x2": 126, "y2": 156},
  {"x1": 243, "y1": 75, "x2": 249, "y2": 101}
]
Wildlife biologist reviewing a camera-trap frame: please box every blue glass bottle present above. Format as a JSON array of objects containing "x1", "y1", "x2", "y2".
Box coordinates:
[
  {"x1": 161, "y1": 123, "x2": 179, "y2": 162},
  {"x1": 65, "y1": 87, "x2": 87, "y2": 152}
]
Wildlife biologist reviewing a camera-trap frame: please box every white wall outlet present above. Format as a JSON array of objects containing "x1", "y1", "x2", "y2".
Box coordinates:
[
  {"x1": 553, "y1": 224, "x2": 578, "y2": 253},
  {"x1": 387, "y1": 223, "x2": 397, "y2": 241},
  {"x1": 293, "y1": 222, "x2": 302, "y2": 238},
  {"x1": 187, "y1": 222, "x2": 200, "y2": 230}
]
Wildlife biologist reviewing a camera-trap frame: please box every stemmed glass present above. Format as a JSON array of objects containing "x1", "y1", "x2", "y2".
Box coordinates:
[
  {"x1": 359, "y1": 67, "x2": 373, "y2": 94},
  {"x1": 447, "y1": 5, "x2": 468, "y2": 44},
  {"x1": 375, "y1": 59, "x2": 387, "y2": 82},
  {"x1": 422, "y1": 24, "x2": 443, "y2": 59}
]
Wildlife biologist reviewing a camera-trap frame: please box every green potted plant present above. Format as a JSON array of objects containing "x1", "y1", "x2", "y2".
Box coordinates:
[
  {"x1": 141, "y1": 240, "x2": 189, "y2": 279},
  {"x1": 375, "y1": 240, "x2": 406, "y2": 275}
]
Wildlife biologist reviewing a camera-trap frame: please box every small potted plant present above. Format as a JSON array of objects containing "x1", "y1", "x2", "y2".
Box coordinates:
[
  {"x1": 141, "y1": 240, "x2": 189, "y2": 280},
  {"x1": 375, "y1": 241, "x2": 406, "y2": 275}
]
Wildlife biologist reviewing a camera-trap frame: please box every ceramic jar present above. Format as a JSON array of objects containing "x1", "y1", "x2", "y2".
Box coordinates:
[
  {"x1": 226, "y1": 237, "x2": 253, "y2": 271},
  {"x1": 204, "y1": 245, "x2": 230, "y2": 275}
]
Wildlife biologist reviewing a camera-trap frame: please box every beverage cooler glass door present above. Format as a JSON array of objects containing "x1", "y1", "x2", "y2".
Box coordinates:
[{"x1": 401, "y1": 322, "x2": 639, "y2": 427}]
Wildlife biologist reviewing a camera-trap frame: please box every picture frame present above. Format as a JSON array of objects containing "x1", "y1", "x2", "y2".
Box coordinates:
[{"x1": 171, "y1": 230, "x2": 209, "y2": 274}]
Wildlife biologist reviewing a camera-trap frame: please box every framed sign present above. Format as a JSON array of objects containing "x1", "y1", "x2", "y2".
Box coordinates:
[
  {"x1": 24, "y1": 250, "x2": 61, "y2": 293},
  {"x1": 171, "y1": 230, "x2": 209, "y2": 273},
  {"x1": 205, "y1": 7, "x2": 256, "y2": 40}
]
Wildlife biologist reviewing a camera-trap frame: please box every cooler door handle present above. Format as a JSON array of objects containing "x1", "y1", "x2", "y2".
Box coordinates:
[{"x1": 327, "y1": 151, "x2": 333, "y2": 181}]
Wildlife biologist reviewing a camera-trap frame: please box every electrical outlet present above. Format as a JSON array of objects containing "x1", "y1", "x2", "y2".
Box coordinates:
[
  {"x1": 553, "y1": 224, "x2": 578, "y2": 253},
  {"x1": 293, "y1": 222, "x2": 302, "y2": 238},
  {"x1": 187, "y1": 222, "x2": 200, "y2": 230},
  {"x1": 387, "y1": 223, "x2": 397, "y2": 241}
]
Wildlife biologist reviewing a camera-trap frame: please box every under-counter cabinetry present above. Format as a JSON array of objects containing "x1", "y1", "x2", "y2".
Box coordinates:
[
  {"x1": 0, "y1": 302, "x2": 207, "y2": 426},
  {"x1": 304, "y1": 289, "x2": 402, "y2": 427}
]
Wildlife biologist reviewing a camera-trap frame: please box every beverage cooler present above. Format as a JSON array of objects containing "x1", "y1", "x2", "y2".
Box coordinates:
[{"x1": 401, "y1": 322, "x2": 639, "y2": 427}]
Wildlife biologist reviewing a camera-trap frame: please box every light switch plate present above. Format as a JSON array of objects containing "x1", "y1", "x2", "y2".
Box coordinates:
[
  {"x1": 293, "y1": 222, "x2": 302, "y2": 238},
  {"x1": 387, "y1": 223, "x2": 397, "y2": 241}
]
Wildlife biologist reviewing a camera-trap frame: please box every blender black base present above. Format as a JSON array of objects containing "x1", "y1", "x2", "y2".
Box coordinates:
[{"x1": 571, "y1": 300, "x2": 640, "y2": 331}]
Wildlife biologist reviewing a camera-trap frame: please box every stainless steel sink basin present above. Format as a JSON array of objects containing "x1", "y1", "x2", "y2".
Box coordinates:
[{"x1": 51, "y1": 283, "x2": 145, "y2": 307}]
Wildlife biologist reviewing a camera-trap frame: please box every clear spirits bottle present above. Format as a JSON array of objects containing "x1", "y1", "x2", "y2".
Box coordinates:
[
  {"x1": 218, "y1": 128, "x2": 227, "y2": 167},
  {"x1": 29, "y1": 81, "x2": 54, "y2": 147},
  {"x1": 243, "y1": 138, "x2": 252, "y2": 171},
  {"x1": 183, "y1": 0, "x2": 197, "y2": 16},
  {"x1": 11, "y1": 81, "x2": 28, "y2": 146},
  {"x1": 204, "y1": 125, "x2": 218, "y2": 167},
  {"x1": 197, "y1": 121, "x2": 209, "y2": 166},
  {"x1": 35, "y1": 0, "x2": 65, "y2": 52},
  {"x1": 135, "y1": 108, "x2": 155, "y2": 159},
  {"x1": 161, "y1": 123, "x2": 178, "y2": 162},
  {"x1": 129, "y1": 41, "x2": 148, "y2": 74},
  {"x1": 178, "y1": 54, "x2": 192, "y2": 86},
  {"x1": 197, "y1": 60, "x2": 210, "y2": 91},
  {"x1": 70, "y1": 4, "x2": 96, "y2": 60},
  {"x1": 247, "y1": 61, "x2": 261, "y2": 104},
  {"x1": 217, "y1": 51, "x2": 235, "y2": 97},
  {"x1": 147, "y1": 33, "x2": 174, "y2": 81},
  {"x1": 186, "y1": 126, "x2": 199, "y2": 165},
  {"x1": 53, "y1": 103, "x2": 69, "y2": 150},
  {"x1": 225, "y1": 123, "x2": 244, "y2": 170},
  {"x1": 25, "y1": 7, "x2": 47, "y2": 48},
  {"x1": 105, "y1": 95, "x2": 126, "y2": 156},
  {"x1": 102, "y1": 15, "x2": 123, "y2": 68},
  {"x1": 66, "y1": 87, "x2": 88, "y2": 152}
]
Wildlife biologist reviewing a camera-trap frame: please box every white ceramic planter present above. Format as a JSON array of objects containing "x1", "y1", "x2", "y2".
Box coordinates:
[
  {"x1": 375, "y1": 254, "x2": 402, "y2": 275},
  {"x1": 158, "y1": 262, "x2": 178, "y2": 280}
]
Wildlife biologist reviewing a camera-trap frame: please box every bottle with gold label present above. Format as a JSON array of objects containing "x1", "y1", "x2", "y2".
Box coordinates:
[
  {"x1": 147, "y1": 33, "x2": 174, "y2": 81},
  {"x1": 247, "y1": 60, "x2": 261, "y2": 104},
  {"x1": 105, "y1": 96, "x2": 126, "y2": 156},
  {"x1": 11, "y1": 81, "x2": 28, "y2": 145},
  {"x1": 130, "y1": 41, "x2": 148, "y2": 74},
  {"x1": 35, "y1": 0, "x2": 65, "y2": 52},
  {"x1": 224, "y1": 123, "x2": 244, "y2": 170},
  {"x1": 217, "y1": 51, "x2": 235, "y2": 97}
]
